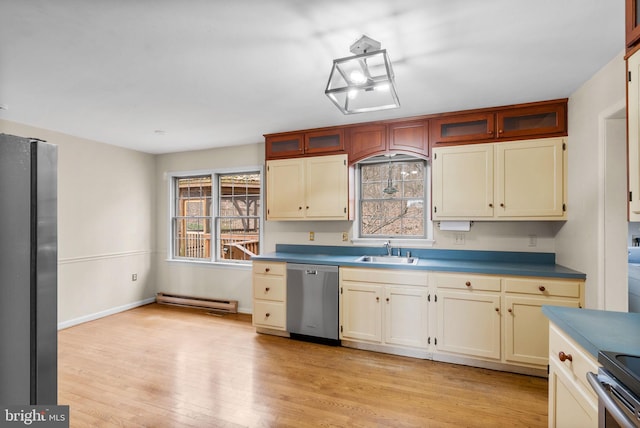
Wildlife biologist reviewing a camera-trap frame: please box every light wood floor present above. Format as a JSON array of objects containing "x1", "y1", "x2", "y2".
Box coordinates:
[{"x1": 58, "y1": 303, "x2": 548, "y2": 427}]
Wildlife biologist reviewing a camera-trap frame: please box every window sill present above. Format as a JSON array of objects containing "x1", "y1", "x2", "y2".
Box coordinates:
[
  {"x1": 350, "y1": 238, "x2": 435, "y2": 248},
  {"x1": 165, "y1": 258, "x2": 252, "y2": 270}
]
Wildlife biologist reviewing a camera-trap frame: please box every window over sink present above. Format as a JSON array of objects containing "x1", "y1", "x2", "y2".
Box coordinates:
[{"x1": 355, "y1": 155, "x2": 432, "y2": 243}]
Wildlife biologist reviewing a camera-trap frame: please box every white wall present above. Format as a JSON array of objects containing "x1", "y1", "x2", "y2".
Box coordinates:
[
  {"x1": 556, "y1": 51, "x2": 627, "y2": 309},
  {"x1": 264, "y1": 220, "x2": 558, "y2": 253},
  {"x1": 154, "y1": 143, "x2": 264, "y2": 314},
  {"x1": 0, "y1": 119, "x2": 157, "y2": 327}
]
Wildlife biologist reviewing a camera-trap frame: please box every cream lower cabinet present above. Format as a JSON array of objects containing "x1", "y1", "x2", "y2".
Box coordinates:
[
  {"x1": 548, "y1": 322, "x2": 599, "y2": 428},
  {"x1": 266, "y1": 154, "x2": 349, "y2": 220},
  {"x1": 252, "y1": 261, "x2": 287, "y2": 333},
  {"x1": 504, "y1": 277, "x2": 582, "y2": 367},
  {"x1": 340, "y1": 282, "x2": 382, "y2": 342},
  {"x1": 340, "y1": 267, "x2": 429, "y2": 352},
  {"x1": 432, "y1": 273, "x2": 502, "y2": 360},
  {"x1": 431, "y1": 272, "x2": 584, "y2": 373},
  {"x1": 432, "y1": 137, "x2": 566, "y2": 221}
]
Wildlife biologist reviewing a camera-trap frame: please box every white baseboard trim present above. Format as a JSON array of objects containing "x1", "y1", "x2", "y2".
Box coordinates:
[{"x1": 58, "y1": 297, "x2": 156, "y2": 330}]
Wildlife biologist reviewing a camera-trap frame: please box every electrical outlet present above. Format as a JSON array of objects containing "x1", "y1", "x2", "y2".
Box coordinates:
[
  {"x1": 132, "y1": 273, "x2": 137, "y2": 281},
  {"x1": 309, "y1": 231, "x2": 315, "y2": 241},
  {"x1": 528, "y1": 235, "x2": 537, "y2": 247},
  {"x1": 454, "y1": 233, "x2": 465, "y2": 245},
  {"x1": 342, "y1": 232, "x2": 349, "y2": 242}
]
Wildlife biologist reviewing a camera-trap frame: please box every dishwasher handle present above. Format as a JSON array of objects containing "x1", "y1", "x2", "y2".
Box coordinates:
[
  {"x1": 587, "y1": 372, "x2": 637, "y2": 428},
  {"x1": 305, "y1": 270, "x2": 318, "y2": 275}
]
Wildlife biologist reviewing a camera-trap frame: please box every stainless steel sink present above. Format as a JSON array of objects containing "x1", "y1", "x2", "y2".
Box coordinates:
[{"x1": 356, "y1": 255, "x2": 419, "y2": 265}]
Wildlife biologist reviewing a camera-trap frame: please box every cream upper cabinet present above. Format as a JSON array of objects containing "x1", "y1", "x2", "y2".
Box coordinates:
[
  {"x1": 432, "y1": 137, "x2": 566, "y2": 220},
  {"x1": 266, "y1": 154, "x2": 348, "y2": 220},
  {"x1": 304, "y1": 155, "x2": 348, "y2": 218},
  {"x1": 431, "y1": 143, "x2": 494, "y2": 218},
  {"x1": 495, "y1": 138, "x2": 565, "y2": 218},
  {"x1": 629, "y1": 50, "x2": 640, "y2": 220},
  {"x1": 266, "y1": 158, "x2": 305, "y2": 219}
]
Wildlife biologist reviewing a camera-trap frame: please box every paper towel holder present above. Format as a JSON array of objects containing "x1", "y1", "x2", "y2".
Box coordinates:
[{"x1": 437, "y1": 221, "x2": 474, "y2": 232}]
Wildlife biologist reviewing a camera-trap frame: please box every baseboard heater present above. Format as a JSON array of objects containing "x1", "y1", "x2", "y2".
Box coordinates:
[{"x1": 156, "y1": 292, "x2": 238, "y2": 314}]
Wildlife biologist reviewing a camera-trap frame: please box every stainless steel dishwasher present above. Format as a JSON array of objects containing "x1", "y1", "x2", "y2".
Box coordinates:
[{"x1": 286, "y1": 263, "x2": 339, "y2": 343}]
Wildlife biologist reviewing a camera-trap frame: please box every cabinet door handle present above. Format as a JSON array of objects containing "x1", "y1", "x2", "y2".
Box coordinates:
[
  {"x1": 265, "y1": 287, "x2": 270, "y2": 292},
  {"x1": 487, "y1": 130, "x2": 493, "y2": 134},
  {"x1": 386, "y1": 297, "x2": 390, "y2": 302},
  {"x1": 265, "y1": 268, "x2": 270, "y2": 273},
  {"x1": 498, "y1": 129, "x2": 504, "y2": 134},
  {"x1": 495, "y1": 307, "x2": 499, "y2": 312},
  {"x1": 376, "y1": 297, "x2": 380, "y2": 302},
  {"x1": 306, "y1": 206, "x2": 309, "y2": 210},
  {"x1": 465, "y1": 281, "x2": 471, "y2": 287},
  {"x1": 558, "y1": 351, "x2": 573, "y2": 362},
  {"x1": 538, "y1": 286, "x2": 546, "y2": 292},
  {"x1": 500, "y1": 203, "x2": 505, "y2": 207},
  {"x1": 489, "y1": 203, "x2": 493, "y2": 208},
  {"x1": 265, "y1": 313, "x2": 271, "y2": 318},
  {"x1": 298, "y1": 206, "x2": 302, "y2": 210},
  {"x1": 508, "y1": 308, "x2": 512, "y2": 313}
]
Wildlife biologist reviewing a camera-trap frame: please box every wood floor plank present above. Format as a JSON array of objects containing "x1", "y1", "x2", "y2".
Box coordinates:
[{"x1": 58, "y1": 304, "x2": 547, "y2": 427}]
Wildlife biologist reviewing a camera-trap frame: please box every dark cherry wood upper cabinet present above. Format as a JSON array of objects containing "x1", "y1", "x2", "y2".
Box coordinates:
[
  {"x1": 496, "y1": 102, "x2": 567, "y2": 140},
  {"x1": 430, "y1": 112, "x2": 495, "y2": 146},
  {"x1": 265, "y1": 133, "x2": 304, "y2": 159},
  {"x1": 265, "y1": 128, "x2": 344, "y2": 159},
  {"x1": 628, "y1": 0, "x2": 640, "y2": 49},
  {"x1": 388, "y1": 120, "x2": 429, "y2": 158},
  {"x1": 304, "y1": 129, "x2": 344, "y2": 154},
  {"x1": 347, "y1": 124, "x2": 387, "y2": 164},
  {"x1": 266, "y1": 98, "x2": 568, "y2": 162}
]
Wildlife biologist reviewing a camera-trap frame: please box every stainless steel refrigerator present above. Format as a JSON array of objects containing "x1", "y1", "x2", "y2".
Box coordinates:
[{"x1": 0, "y1": 133, "x2": 57, "y2": 405}]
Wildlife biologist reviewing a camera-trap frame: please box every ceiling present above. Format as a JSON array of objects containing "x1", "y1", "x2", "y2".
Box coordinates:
[{"x1": 0, "y1": 1, "x2": 625, "y2": 155}]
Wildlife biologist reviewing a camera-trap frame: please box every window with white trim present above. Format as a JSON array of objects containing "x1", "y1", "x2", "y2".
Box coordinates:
[
  {"x1": 171, "y1": 169, "x2": 262, "y2": 263},
  {"x1": 357, "y1": 155, "x2": 429, "y2": 239}
]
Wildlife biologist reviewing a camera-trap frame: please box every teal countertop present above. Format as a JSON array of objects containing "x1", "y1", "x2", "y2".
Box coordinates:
[
  {"x1": 253, "y1": 244, "x2": 586, "y2": 280},
  {"x1": 542, "y1": 306, "x2": 640, "y2": 358}
]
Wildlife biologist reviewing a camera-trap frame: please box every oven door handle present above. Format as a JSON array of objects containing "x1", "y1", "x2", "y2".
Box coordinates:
[{"x1": 587, "y1": 372, "x2": 637, "y2": 428}]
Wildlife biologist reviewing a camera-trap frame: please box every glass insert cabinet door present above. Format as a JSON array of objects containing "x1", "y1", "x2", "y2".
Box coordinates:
[
  {"x1": 430, "y1": 101, "x2": 566, "y2": 146},
  {"x1": 430, "y1": 112, "x2": 495, "y2": 145},
  {"x1": 628, "y1": 0, "x2": 640, "y2": 48},
  {"x1": 496, "y1": 103, "x2": 566, "y2": 140}
]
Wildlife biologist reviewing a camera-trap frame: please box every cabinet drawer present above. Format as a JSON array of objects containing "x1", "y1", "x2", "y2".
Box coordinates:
[
  {"x1": 253, "y1": 301, "x2": 286, "y2": 329},
  {"x1": 341, "y1": 267, "x2": 427, "y2": 286},
  {"x1": 504, "y1": 277, "x2": 581, "y2": 298},
  {"x1": 253, "y1": 276, "x2": 285, "y2": 301},
  {"x1": 549, "y1": 323, "x2": 600, "y2": 400},
  {"x1": 252, "y1": 261, "x2": 286, "y2": 276},
  {"x1": 431, "y1": 272, "x2": 501, "y2": 291}
]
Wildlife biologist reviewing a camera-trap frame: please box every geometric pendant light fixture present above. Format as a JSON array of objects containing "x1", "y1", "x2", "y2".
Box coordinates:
[{"x1": 325, "y1": 35, "x2": 400, "y2": 114}]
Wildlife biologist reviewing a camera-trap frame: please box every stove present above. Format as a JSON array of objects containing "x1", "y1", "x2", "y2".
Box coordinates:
[
  {"x1": 587, "y1": 351, "x2": 640, "y2": 427},
  {"x1": 599, "y1": 351, "x2": 640, "y2": 398}
]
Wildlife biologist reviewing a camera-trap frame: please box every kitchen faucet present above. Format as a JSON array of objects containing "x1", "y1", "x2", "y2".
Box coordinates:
[{"x1": 383, "y1": 241, "x2": 392, "y2": 256}]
